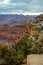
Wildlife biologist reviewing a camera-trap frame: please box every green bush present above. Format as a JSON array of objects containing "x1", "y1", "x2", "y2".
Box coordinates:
[
  {"x1": 15, "y1": 36, "x2": 31, "y2": 56},
  {"x1": 0, "y1": 45, "x2": 24, "y2": 65}
]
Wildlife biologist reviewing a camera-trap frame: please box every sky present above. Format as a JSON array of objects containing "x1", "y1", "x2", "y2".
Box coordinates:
[{"x1": 0, "y1": 0, "x2": 43, "y2": 15}]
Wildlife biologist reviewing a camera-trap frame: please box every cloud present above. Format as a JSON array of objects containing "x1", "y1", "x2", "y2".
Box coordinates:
[{"x1": 0, "y1": 0, "x2": 43, "y2": 14}]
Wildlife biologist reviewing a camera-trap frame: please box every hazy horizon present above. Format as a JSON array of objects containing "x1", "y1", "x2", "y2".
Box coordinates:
[{"x1": 0, "y1": 12, "x2": 43, "y2": 15}]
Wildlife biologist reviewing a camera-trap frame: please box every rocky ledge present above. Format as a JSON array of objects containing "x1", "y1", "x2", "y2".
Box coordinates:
[{"x1": 27, "y1": 54, "x2": 43, "y2": 65}]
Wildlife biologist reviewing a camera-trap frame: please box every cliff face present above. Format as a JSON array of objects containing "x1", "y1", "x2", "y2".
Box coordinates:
[
  {"x1": 24, "y1": 14, "x2": 43, "y2": 53},
  {"x1": 0, "y1": 23, "x2": 26, "y2": 43},
  {"x1": 25, "y1": 14, "x2": 43, "y2": 36}
]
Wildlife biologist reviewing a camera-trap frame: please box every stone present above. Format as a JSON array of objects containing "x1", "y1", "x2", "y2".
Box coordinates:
[{"x1": 27, "y1": 54, "x2": 43, "y2": 65}]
